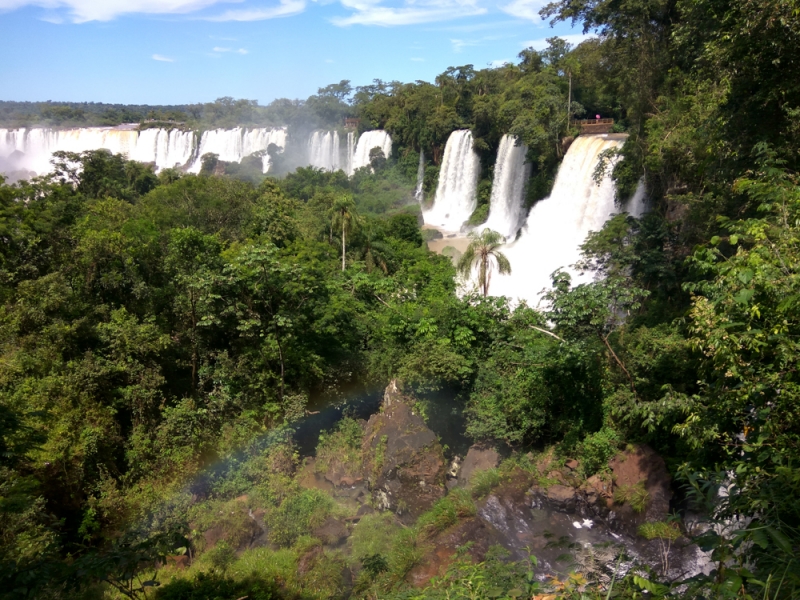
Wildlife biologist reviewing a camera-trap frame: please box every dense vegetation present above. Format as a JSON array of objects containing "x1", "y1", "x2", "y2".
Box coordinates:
[{"x1": 2, "y1": 0, "x2": 800, "y2": 597}]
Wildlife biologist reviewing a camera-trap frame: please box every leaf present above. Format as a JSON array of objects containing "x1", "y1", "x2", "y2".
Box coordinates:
[
  {"x1": 737, "y1": 268, "x2": 753, "y2": 284},
  {"x1": 766, "y1": 527, "x2": 793, "y2": 554},
  {"x1": 711, "y1": 236, "x2": 720, "y2": 245},
  {"x1": 750, "y1": 528, "x2": 769, "y2": 549},
  {"x1": 734, "y1": 289, "x2": 754, "y2": 305},
  {"x1": 729, "y1": 234, "x2": 739, "y2": 245}
]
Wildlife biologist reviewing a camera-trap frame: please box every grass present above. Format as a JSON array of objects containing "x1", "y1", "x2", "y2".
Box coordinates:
[
  {"x1": 266, "y1": 488, "x2": 334, "y2": 547},
  {"x1": 417, "y1": 488, "x2": 476, "y2": 536},
  {"x1": 471, "y1": 468, "x2": 502, "y2": 498},
  {"x1": 613, "y1": 482, "x2": 650, "y2": 513},
  {"x1": 348, "y1": 512, "x2": 401, "y2": 567},
  {"x1": 315, "y1": 417, "x2": 364, "y2": 478}
]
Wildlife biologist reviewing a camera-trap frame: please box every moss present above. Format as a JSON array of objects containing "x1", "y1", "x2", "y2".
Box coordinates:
[{"x1": 467, "y1": 203, "x2": 490, "y2": 226}]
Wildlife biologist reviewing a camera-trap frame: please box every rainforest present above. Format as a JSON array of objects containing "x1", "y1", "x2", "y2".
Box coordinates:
[{"x1": 1, "y1": 0, "x2": 799, "y2": 599}]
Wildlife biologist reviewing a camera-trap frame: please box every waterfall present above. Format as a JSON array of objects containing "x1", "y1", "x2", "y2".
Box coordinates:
[
  {"x1": 490, "y1": 135, "x2": 641, "y2": 304},
  {"x1": 307, "y1": 130, "x2": 343, "y2": 172},
  {"x1": 187, "y1": 127, "x2": 286, "y2": 173},
  {"x1": 350, "y1": 130, "x2": 392, "y2": 173},
  {"x1": 483, "y1": 135, "x2": 531, "y2": 239},
  {"x1": 422, "y1": 130, "x2": 480, "y2": 232},
  {"x1": 346, "y1": 131, "x2": 355, "y2": 175},
  {"x1": 414, "y1": 150, "x2": 425, "y2": 204}
]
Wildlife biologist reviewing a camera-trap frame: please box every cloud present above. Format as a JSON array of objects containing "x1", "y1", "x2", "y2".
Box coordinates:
[
  {"x1": 489, "y1": 58, "x2": 510, "y2": 67},
  {"x1": 0, "y1": 0, "x2": 242, "y2": 23},
  {"x1": 330, "y1": 0, "x2": 486, "y2": 27},
  {"x1": 450, "y1": 34, "x2": 501, "y2": 52},
  {"x1": 204, "y1": 0, "x2": 305, "y2": 21},
  {"x1": 152, "y1": 54, "x2": 175, "y2": 62},
  {"x1": 500, "y1": 0, "x2": 547, "y2": 23},
  {"x1": 211, "y1": 46, "x2": 250, "y2": 53},
  {"x1": 522, "y1": 33, "x2": 594, "y2": 50}
]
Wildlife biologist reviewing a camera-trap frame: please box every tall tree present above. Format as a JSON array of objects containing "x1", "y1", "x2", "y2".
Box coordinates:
[
  {"x1": 457, "y1": 229, "x2": 511, "y2": 297},
  {"x1": 330, "y1": 195, "x2": 359, "y2": 271}
]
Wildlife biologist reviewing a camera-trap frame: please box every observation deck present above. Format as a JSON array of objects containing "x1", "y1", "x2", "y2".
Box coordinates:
[{"x1": 572, "y1": 118, "x2": 614, "y2": 135}]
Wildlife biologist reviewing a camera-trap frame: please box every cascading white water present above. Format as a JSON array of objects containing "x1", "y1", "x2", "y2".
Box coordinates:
[
  {"x1": 490, "y1": 134, "x2": 643, "y2": 304},
  {"x1": 350, "y1": 130, "x2": 392, "y2": 174},
  {"x1": 423, "y1": 130, "x2": 480, "y2": 232},
  {"x1": 483, "y1": 135, "x2": 531, "y2": 239},
  {"x1": 1, "y1": 126, "x2": 199, "y2": 175},
  {"x1": 307, "y1": 130, "x2": 343, "y2": 172},
  {"x1": 414, "y1": 150, "x2": 425, "y2": 204},
  {"x1": 346, "y1": 131, "x2": 355, "y2": 176},
  {"x1": 188, "y1": 127, "x2": 286, "y2": 174}
]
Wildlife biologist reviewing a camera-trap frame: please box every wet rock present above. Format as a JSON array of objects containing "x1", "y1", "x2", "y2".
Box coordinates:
[
  {"x1": 363, "y1": 380, "x2": 446, "y2": 523},
  {"x1": 565, "y1": 459, "x2": 579, "y2": 471},
  {"x1": 313, "y1": 517, "x2": 349, "y2": 547},
  {"x1": 458, "y1": 445, "x2": 500, "y2": 486},
  {"x1": 545, "y1": 484, "x2": 579, "y2": 512}
]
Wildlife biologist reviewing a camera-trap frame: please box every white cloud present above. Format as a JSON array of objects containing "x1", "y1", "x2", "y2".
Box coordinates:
[
  {"x1": 211, "y1": 46, "x2": 249, "y2": 53},
  {"x1": 522, "y1": 33, "x2": 594, "y2": 51},
  {"x1": 500, "y1": 0, "x2": 548, "y2": 23},
  {"x1": 489, "y1": 58, "x2": 510, "y2": 67},
  {"x1": 331, "y1": 0, "x2": 485, "y2": 27},
  {"x1": 152, "y1": 54, "x2": 175, "y2": 62},
  {"x1": 450, "y1": 34, "x2": 501, "y2": 52},
  {"x1": 205, "y1": 0, "x2": 305, "y2": 21},
  {"x1": 0, "y1": 0, "x2": 242, "y2": 23}
]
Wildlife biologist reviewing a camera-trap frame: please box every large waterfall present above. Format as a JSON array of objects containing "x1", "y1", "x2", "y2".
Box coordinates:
[
  {"x1": 0, "y1": 126, "x2": 287, "y2": 177},
  {"x1": 307, "y1": 130, "x2": 342, "y2": 172},
  {"x1": 423, "y1": 130, "x2": 480, "y2": 232},
  {"x1": 414, "y1": 150, "x2": 425, "y2": 204},
  {"x1": 350, "y1": 130, "x2": 392, "y2": 174},
  {"x1": 483, "y1": 135, "x2": 531, "y2": 239},
  {"x1": 188, "y1": 127, "x2": 286, "y2": 173},
  {"x1": 490, "y1": 134, "x2": 643, "y2": 304},
  {"x1": 346, "y1": 131, "x2": 355, "y2": 175}
]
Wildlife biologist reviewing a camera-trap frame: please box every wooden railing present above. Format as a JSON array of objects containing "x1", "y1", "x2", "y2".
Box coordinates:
[{"x1": 571, "y1": 118, "x2": 615, "y2": 134}]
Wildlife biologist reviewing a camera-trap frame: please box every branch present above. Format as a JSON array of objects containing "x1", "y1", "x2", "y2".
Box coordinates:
[
  {"x1": 529, "y1": 325, "x2": 565, "y2": 342},
  {"x1": 600, "y1": 334, "x2": 637, "y2": 395}
]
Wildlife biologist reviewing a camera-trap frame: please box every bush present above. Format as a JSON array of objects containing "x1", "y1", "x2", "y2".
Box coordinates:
[
  {"x1": 155, "y1": 571, "x2": 282, "y2": 600},
  {"x1": 266, "y1": 489, "x2": 333, "y2": 547},
  {"x1": 470, "y1": 468, "x2": 501, "y2": 498},
  {"x1": 348, "y1": 512, "x2": 401, "y2": 567},
  {"x1": 315, "y1": 417, "x2": 364, "y2": 479},
  {"x1": 614, "y1": 482, "x2": 649, "y2": 513},
  {"x1": 577, "y1": 427, "x2": 621, "y2": 476},
  {"x1": 417, "y1": 488, "x2": 476, "y2": 536}
]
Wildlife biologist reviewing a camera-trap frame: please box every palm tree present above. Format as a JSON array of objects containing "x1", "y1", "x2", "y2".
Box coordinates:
[
  {"x1": 330, "y1": 195, "x2": 359, "y2": 271},
  {"x1": 358, "y1": 222, "x2": 393, "y2": 274},
  {"x1": 457, "y1": 228, "x2": 511, "y2": 297}
]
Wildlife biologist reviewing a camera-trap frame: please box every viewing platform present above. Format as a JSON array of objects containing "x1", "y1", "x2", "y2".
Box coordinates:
[
  {"x1": 344, "y1": 118, "x2": 360, "y2": 129},
  {"x1": 572, "y1": 118, "x2": 614, "y2": 135}
]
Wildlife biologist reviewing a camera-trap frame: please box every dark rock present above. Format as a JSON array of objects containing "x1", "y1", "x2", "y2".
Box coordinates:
[
  {"x1": 363, "y1": 380, "x2": 446, "y2": 523},
  {"x1": 545, "y1": 484, "x2": 579, "y2": 512},
  {"x1": 458, "y1": 445, "x2": 500, "y2": 486},
  {"x1": 313, "y1": 517, "x2": 349, "y2": 547}
]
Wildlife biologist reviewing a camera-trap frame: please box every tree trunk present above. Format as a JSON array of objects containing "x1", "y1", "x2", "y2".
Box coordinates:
[{"x1": 341, "y1": 218, "x2": 346, "y2": 271}]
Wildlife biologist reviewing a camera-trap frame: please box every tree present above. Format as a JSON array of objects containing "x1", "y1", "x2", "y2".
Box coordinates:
[
  {"x1": 330, "y1": 195, "x2": 359, "y2": 271},
  {"x1": 457, "y1": 229, "x2": 511, "y2": 297}
]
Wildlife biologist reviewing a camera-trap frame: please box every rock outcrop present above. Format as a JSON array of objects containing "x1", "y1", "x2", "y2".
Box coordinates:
[{"x1": 362, "y1": 380, "x2": 446, "y2": 522}]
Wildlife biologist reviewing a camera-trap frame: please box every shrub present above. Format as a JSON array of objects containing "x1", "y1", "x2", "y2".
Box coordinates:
[
  {"x1": 417, "y1": 488, "x2": 476, "y2": 536},
  {"x1": 315, "y1": 417, "x2": 363, "y2": 478},
  {"x1": 577, "y1": 427, "x2": 621, "y2": 476},
  {"x1": 470, "y1": 468, "x2": 501, "y2": 498},
  {"x1": 613, "y1": 482, "x2": 650, "y2": 513},
  {"x1": 266, "y1": 489, "x2": 333, "y2": 547},
  {"x1": 348, "y1": 512, "x2": 400, "y2": 566}
]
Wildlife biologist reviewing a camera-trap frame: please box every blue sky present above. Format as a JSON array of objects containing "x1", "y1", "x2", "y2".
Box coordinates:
[{"x1": 0, "y1": 1, "x2": 591, "y2": 105}]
